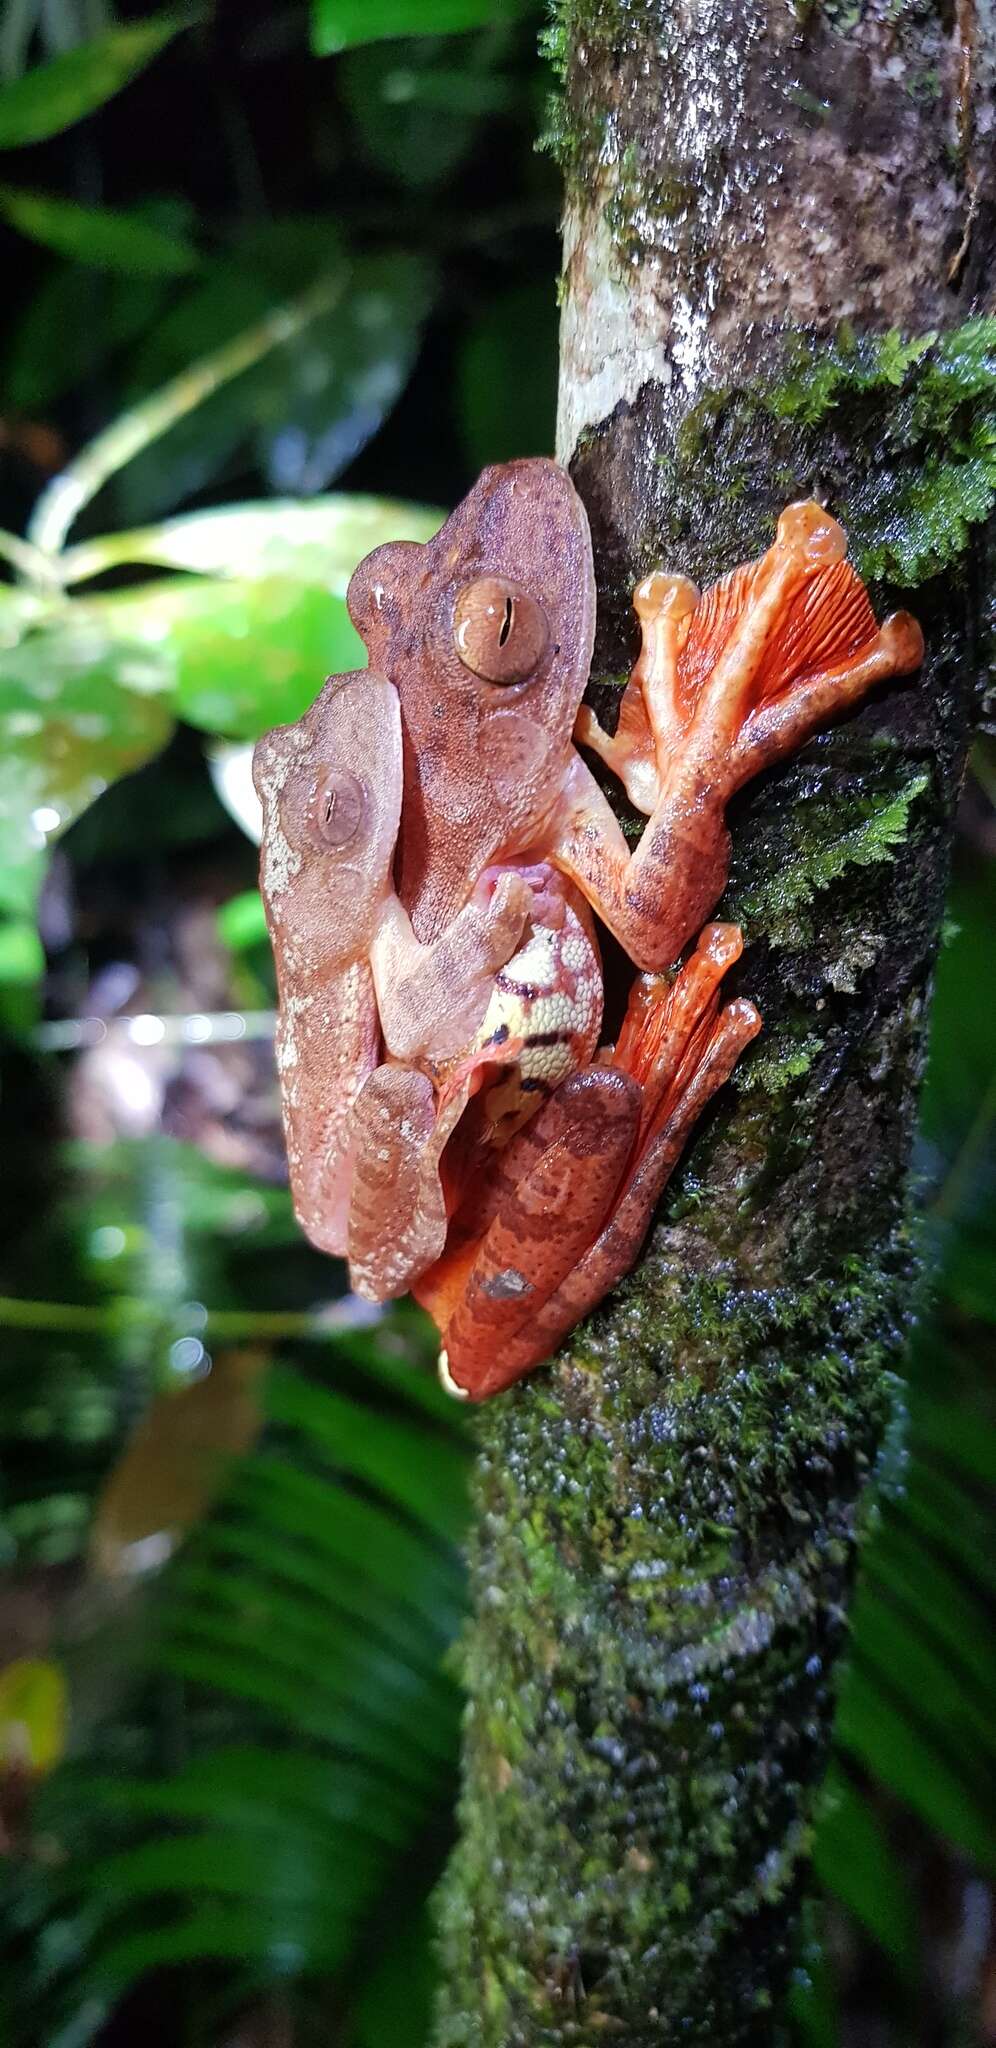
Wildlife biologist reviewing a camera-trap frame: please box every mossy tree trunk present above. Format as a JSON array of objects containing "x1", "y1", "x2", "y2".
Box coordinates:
[{"x1": 433, "y1": 6, "x2": 995, "y2": 2044}]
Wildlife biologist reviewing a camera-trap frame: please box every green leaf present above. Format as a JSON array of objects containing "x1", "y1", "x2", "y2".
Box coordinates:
[
  {"x1": 0, "y1": 621, "x2": 173, "y2": 914},
  {"x1": 70, "y1": 1745, "x2": 418, "y2": 1842},
  {"x1": 812, "y1": 1770, "x2": 917, "y2": 1969},
  {"x1": 3, "y1": 265, "x2": 172, "y2": 413},
  {"x1": 4, "y1": 1242, "x2": 467, "y2": 2039},
  {"x1": 835, "y1": 1665, "x2": 995, "y2": 1873},
  {"x1": 787, "y1": 1910, "x2": 839, "y2": 2048},
  {"x1": 0, "y1": 914, "x2": 44, "y2": 985},
  {"x1": 227, "y1": 1456, "x2": 464, "y2": 1627},
  {"x1": 920, "y1": 864, "x2": 996, "y2": 1156},
  {"x1": 0, "y1": 912, "x2": 44, "y2": 1035},
  {"x1": 63, "y1": 492, "x2": 442, "y2": 588},
  {"x1": 265, "y1": 1369, "x2": 470, "y2": 1542},
  {"x1": 934, "y1": 1177, "x2": 996, "y2": 1321},
  {"x1": 216, "y1": 889, "x2": 268, "y2": 953},
  {"x1": 94, "y1": 574, "x2": 366, "y2": 740},
  {"x1": 256, "y1": 253, "x2": 437, "y2": 493},
  {"x1": 0, "y1": 187, "x2": 202, "y2": 276},
  {"x1": 312, "y1": 0, "x2": 526, "y2": 56},
  {"x1": 85, "y1": 239, "x2": 435, "y2": 526},
  {"x1": 354, "y1": 1902, "x2": 438, "y2": 2047},
  {"x1": 341, "y1": 39, "x2": 484, "y2": 188},
  {"x1": 0, "y1": 12, "x2": 195, "y2": 148}
]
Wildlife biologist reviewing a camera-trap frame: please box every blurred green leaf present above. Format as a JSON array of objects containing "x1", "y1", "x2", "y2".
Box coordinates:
[
  {"x1": 258, "y1": 253, "x2": 438, "y2": 493},
  {"x1": 342, "y1": 39, "x2": 483, "y2": 187},
  {"x1": 312, "y1": 0, "x2": 527, "y2": 56},
  {"x1": 0, "y1": 1657, "x2": 67, "y2": 1774},
  {"x1": 86, "y1": 239, "x2": 435, "y2": 526},
  {"x1": 812, "y1": 1771, "x2": 917, "y2": 1970},
  {"x1": 788, "y1": 1915, "x2": 839, "y2": 2048},
  {"x1": 216, "y1": 888, "x2": 268, "y2": 953},
  {"x1": 63, "y1": 491, "x2": 442, "y2": 587},
  {"x1": 376, "y1": 61, "x2": 516, "y2": 111},
  {"x1": 832, "y1": 1356, "x2": 996, "y2": 1874},
  {"x1": 265, "y1": 1366, "x2": 470, "y2": 1542},
  {"x1": 354, "y1": 1902, "x2": 438, "y2": 2047},
  {"x1": 458, "y1": 281, "x2": 557, "y2": 466},
  {"x1": 0, "y1": 12, "x2": 195, "y2": 147},
  {"x1": 934, "y1": 1164, "x2": 996, "y2": 1321},
  {"x1": 0, "y1": 620, "x2": 173, "y2": 913},
  {"x1": 920, "y1": 862, "x2": 996, "y2": 1157},
  {"x1": 0, "y1": 915, "x2": 43, "y2": 982},
  {"x1": 3, "y1": 265, "x2": 173, "y2": 413},
  {"x1": 836, "y1": 1664, "x2": 995, "y2": 1873},
  {"x1": 11, "y1": 1352, "x2": 468, "y2": 2043},
  {"x1": 0, "y1": 912, "x2": 44, "y2": 1034},
  {"x1": 66, "y1": 494, "x2": 435, "y2": 750},
  {"x1": 97, "y1": 575, "x2": 363, "y2": 740},
  {"x1": 0, "y1": 187, "x2": 202, "y2": 275}
]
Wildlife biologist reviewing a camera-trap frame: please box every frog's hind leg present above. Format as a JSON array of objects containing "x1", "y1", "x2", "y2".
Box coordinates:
[
  {"x1": 519, "y1": 937, "x2": 761, "y2": 1368},
  {"x1": 347, "y1": 1065, "x2": 474, "y2": 1300},
  {"x1": 433, "y1": 924, "x2": 759, "y2": 1400},
  {"x1": 415, "y1": 1066, "x2": 641, "y2": 1399}
]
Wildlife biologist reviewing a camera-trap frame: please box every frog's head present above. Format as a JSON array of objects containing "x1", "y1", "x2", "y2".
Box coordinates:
[
  {"x1": 252, "y1": 670, "x2": 402, "y2": 969},
  {"x1": 346, "y1": 459, "x2": 596, "y2": 935}
]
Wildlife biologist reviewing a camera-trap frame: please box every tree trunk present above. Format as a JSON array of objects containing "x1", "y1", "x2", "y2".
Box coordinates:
[{"x1": 433, "y1": 6, "x2": 995, "y2": 2044}]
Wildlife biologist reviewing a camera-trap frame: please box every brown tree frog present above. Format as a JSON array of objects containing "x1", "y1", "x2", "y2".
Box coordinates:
[{"x1": 256, "y1": 460, "x2": 924, "y2": 1400}]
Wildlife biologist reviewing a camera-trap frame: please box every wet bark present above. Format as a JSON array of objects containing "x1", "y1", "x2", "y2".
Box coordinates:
[{"x1": 433, "y1": 5, "x2": 995, "y2": 2044}]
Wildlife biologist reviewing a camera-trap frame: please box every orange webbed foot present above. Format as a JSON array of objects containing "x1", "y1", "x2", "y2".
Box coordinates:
[
  {"x1": 669, "y1": 501, "x2": 924, "y2": 799},
  {"x1": 576, "y1": 503, "x2": 923, "y2": 826}
]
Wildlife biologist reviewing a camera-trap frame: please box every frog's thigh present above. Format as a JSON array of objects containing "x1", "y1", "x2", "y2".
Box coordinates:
[
  {"x1": 441, "y1": 1066, "x2": 640, "y2": 1395},
  {"x1": 347, "y1": 1065, "x2": 444, "y2": 1300}
]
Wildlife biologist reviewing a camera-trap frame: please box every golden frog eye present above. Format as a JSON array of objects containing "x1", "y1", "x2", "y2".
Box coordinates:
[
  {"x1": 311, "y1": 769, "x2": 366, "y2": 850},
  {"x1": 453, "y1": 576, "x2": 549, "y2": 684}
]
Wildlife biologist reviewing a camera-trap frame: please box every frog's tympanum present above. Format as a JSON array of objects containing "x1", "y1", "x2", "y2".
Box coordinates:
[{"x1": 254, "y1": 460, "x2": 924, "y2": 1401}]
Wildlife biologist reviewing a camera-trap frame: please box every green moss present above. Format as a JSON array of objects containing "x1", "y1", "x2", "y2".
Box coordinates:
[
  {"x1": 728, "y1": 772, "x2": 930, "y2": 950},
  {"x1": 537, "y1": 0, "x2": 625, "y2": 175},
  {"x1": 735, "y1": 1028, "x2": 823, "y2": 1096},
  {"x1": 436, "y1": 1241, "x2": 910, "y2": 2045},
  {"x1": 761, "y1": 320, "x2": 996, "y2": 586}
]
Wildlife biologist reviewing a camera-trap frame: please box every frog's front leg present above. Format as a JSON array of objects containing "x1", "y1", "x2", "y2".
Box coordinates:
[
  {"x1": 573, "y1": 571, "x2": 699, "y2": 814},
  {"x1": 348, "y1": 881, "x2": 602, "y2": 1302},
  {"x1": 562, "y1": 501, "x2": 924, "y2": 971},
  {"x1": 370, "y1": 867, "x2": 531, "y2": 1066},
  {"x1": 416, "y1": 924, "x2": 760, "y2": 1400}
]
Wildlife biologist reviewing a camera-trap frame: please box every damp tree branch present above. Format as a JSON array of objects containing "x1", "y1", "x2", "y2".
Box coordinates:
[{"x1": 432, "y1": 4, "x2": 995, "y2": 2044}]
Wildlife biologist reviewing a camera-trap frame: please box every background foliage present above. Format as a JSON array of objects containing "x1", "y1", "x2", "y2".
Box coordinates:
[{"x1": 0, "y1": 4, "x2": 992, "y2": 2045}]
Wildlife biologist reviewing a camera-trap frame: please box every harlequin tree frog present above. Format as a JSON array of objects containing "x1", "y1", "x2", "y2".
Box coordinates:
[{"x1": 255, "y1": 461, "x2": 923, "y2": 1399}]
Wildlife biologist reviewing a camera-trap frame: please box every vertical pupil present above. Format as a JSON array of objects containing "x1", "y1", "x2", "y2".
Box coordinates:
[
  {"x1": 325, "y1": 791, "x2": 335, "y2": 824},
  {"x1": 498, "y1": 596, "x2": 514, "y2": 648}
]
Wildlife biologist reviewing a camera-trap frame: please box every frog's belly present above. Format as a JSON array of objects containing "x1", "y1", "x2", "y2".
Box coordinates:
[{"x1": 472, "y1": 895, "x2": 603, "y2": 1135}]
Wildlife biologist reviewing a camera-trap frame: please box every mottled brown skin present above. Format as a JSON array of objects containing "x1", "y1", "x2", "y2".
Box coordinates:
[
  {"x1": 347, "y1": 463, "x2": 923, "y2": 975},
  {"x1": 252, "y1": 670, "x2": 530, "y2": 1267},
  {"x1": 261, "y1": 462, "x2": 924, "y2": 1400},
  {"x1": 346, "y1": 459, "x2": 597, "y2": 941}
]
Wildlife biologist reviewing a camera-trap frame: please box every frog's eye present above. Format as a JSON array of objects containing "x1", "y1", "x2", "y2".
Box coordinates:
[
  {"x1": 311, "y1": 769, "x2": 366, "y2": 851},
  {"x1": 453, "y1": 577, "x2": 549, "y2": 684}
]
